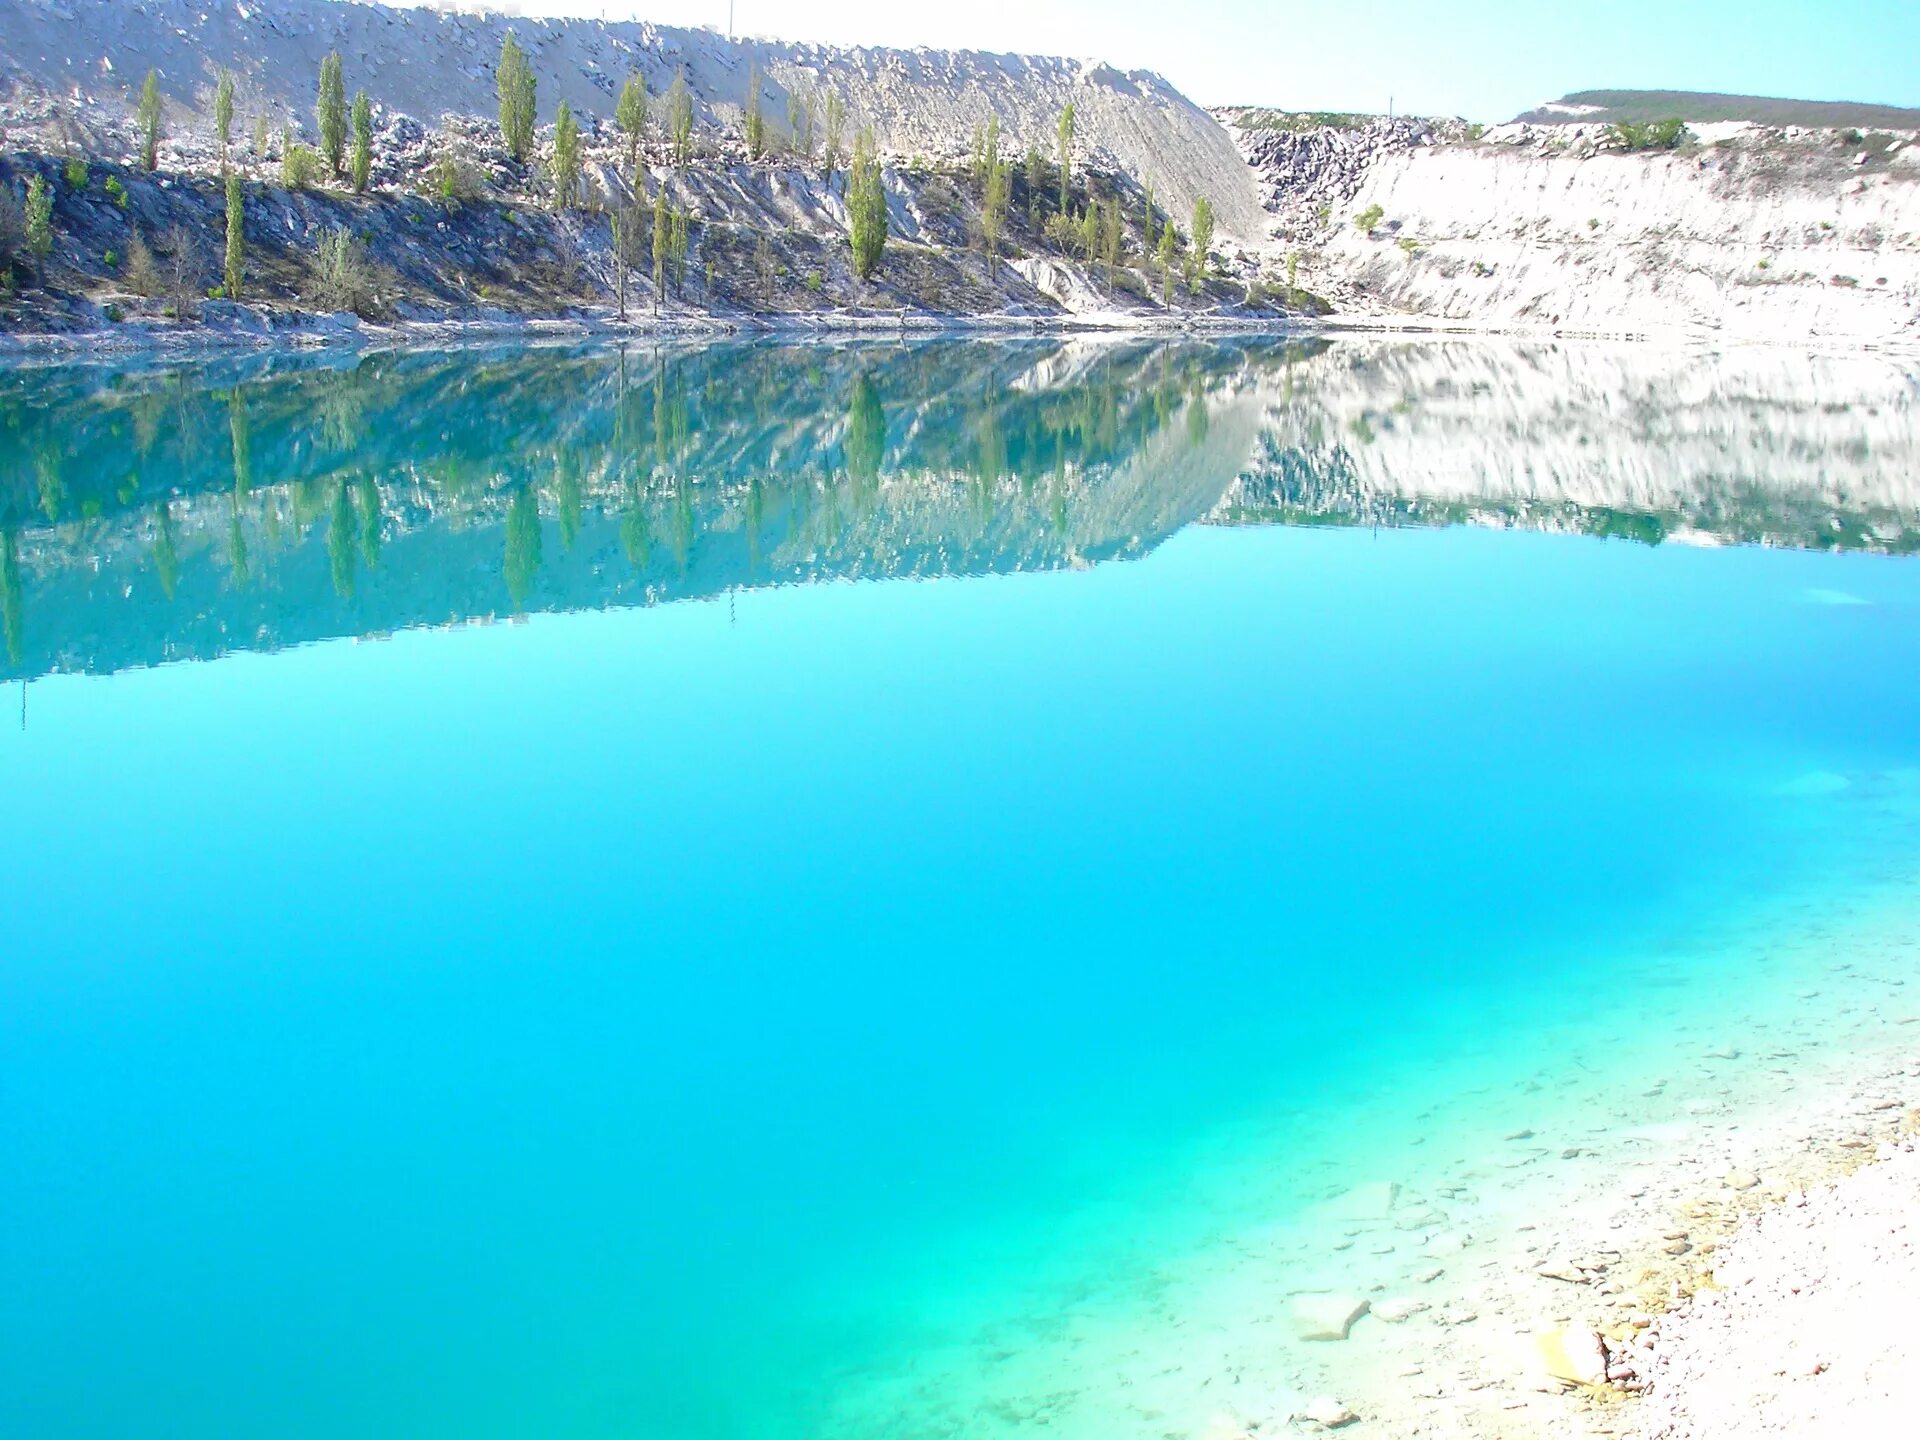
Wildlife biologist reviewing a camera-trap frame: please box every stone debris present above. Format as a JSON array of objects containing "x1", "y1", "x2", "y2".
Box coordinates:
[{"x1": 1288, "y1": 1294, "x2": 1371, "y2": 1342}]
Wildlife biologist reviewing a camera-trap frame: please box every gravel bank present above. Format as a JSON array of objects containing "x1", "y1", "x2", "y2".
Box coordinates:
[{"x1": 1634, "y1": 1121, "x2": 1920, "y2": 1440}]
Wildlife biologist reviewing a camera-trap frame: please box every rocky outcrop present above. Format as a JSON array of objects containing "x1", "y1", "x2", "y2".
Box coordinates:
[
  {"x1": 0, "y1": 0, "x2": 1264, "y2": 245},
  {"x1": 1222, "y1": 113, "x2": 1920, "y2": 342}
]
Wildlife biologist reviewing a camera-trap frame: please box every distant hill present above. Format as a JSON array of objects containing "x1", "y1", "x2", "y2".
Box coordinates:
[{"x1": 1515, "y1": 90, "x2": 1920, "y2": 129}]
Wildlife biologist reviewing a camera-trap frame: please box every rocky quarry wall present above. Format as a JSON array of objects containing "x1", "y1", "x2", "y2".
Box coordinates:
[
  {"x1": 1222, "y1": 115, "x2": 1920, "y2": 343},
  {"x1": 0, "y1": 0, "x2": 1264, "y2": 246}
]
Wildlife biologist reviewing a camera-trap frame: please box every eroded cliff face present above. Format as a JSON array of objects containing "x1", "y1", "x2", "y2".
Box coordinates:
[
  {"x1": 1224, "y1": 116, "x2": 1920, "y2": 342},
  {"x1": 0, "y1": 0, "x2": 1264, "y2": 244}
]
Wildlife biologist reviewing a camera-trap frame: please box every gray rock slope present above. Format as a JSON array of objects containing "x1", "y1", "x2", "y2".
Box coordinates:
[{"x1": 0, "y1": 0, "x2": 1263, "y2": 244}]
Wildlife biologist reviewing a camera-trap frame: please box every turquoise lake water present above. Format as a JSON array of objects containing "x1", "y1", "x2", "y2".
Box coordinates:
[{"x1": 4, "y1": 338, "x2": 1920, "y2": 1439}]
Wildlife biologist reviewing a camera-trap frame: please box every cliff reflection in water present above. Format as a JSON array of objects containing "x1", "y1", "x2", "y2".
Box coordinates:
[{"x1": 3, "y1": 337, "x2": 1919, "y2": 680}]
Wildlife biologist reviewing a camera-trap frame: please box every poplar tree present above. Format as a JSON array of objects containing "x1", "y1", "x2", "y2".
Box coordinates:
[
  {"x1": 1056, "y1": 102, "x2": 1075, "y2": 213},
  {"x1": 317, "y1": 52, "x2": 347, "y2": 176},
  {"x1": 24, "y1": 174, "x2": 53, "y2": 286},
  {"x1": 847, "y1": 128, "x2": 887, "y2": 281},
  {"x1": 350, "y1": 91, "x2": 373, "y2": 193},
  {"x1": 1188, "y1": 196, "x2": 1214, "y2": 292},
  {"x1": 138, "y1": 70, "x2": 163, "y2": 171},
  {"x1": 1101, "y1": 198, "x2": 1122, "y2": 269},
  {"x1": 821, "y1": 92, "x2": 844, "y2": 187},
  {"x1": 615, "y1": 71, "x2": 648, "y2": 177},
  {"x1": 667, "y1": 69, "x2": 694, "y2": 166},
  {"x1": 787, "y1": 88, "x2": 815, "y2": 163},
  {"x1": 1157, "y1": 221, "x2": 1176, "y2": 306},
  {"x1": 223, "y1": 174, "x2": 244, "y2": 299},
  {"x1": 744, "y1": 60, "x2": 767, "y2": 161},
  {"x1": 652, "y1": 182, "x2": 670, "y2": 307},
  {"x1": 497, "y1": 33, "x2": 537, "y2": 164},
  {"x1": 551, "y1": 101, "x2": 581, "y2": 210},
  {"x1": 980, "y1": 155, "x2": 1010, "y2": 269},
  {"x1": 214, "y1": 71, "x2": 236, "y2": 173}
]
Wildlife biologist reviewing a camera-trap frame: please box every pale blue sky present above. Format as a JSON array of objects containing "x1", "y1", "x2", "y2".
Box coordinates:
[{"x1": 441, "y1": 0, "x2": 1920, "y2": 118}]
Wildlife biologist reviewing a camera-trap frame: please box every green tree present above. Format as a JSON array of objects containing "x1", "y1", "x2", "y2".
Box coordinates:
[
  {"x1": 550, "y1": 101, "x2": 581, "y2": 210},
  {"x1": 223, "y1": 173, "x2": 244, "y2": 299},
  {"x1": 667, "y1": 68, "x2": 694, "y2": 166},
  {"x1": 788, "y1": 87, "x2": 815, "y2": 163},
  {"x1": 1100, "y1": 197, "x2": 1122, "y2": 270},
  {"x1": 317, "y1": 52, "x2": 347, "y2": 175},
  {"x1": 1056, "y1": 101, "x2": 1075, "y2": 213},
  {"x1": 1157, "y1": 220, "x2": 1177, "y2": 306},
  {"x1": 350, "y1": 91, "x2": 373, "y2": 193},
  {"x1": 1188, "y1": 196, "x2": 1214, "y2": 292},
  {"x1": 980, "y1": 154, "x2": 1010, "y2": 269},
  {"x1": 744, "y1": 60, "x2": 767, "y2": 161},
  {"x1": 670, "y1": 207, "x2": 689, "y2": 295},
  {"x1": 821, "y1": 91, "x2": 845, "y2": 186},
  {"x1": 214, "y1": 70, "x2": 236, "y2": 173},
  {"x1": 24, "y1": 174, "x2": 52, "y2": 286},
  {"x1": 610, "y1": 202, "x2": 646, "y2": 320},
  {"x1": 615, "y1": 71, "x2": 648, "y2": 177},
  {"x1": 497, "y1": 32, "x2": 537, "y2": 164},
  {"x1": 847, "y1": 128, "x2": 888, "y2": 281},
  {"x1": 138, "y1": 70, "x2": 163, "y2": 171},
  {"x1": 652, "y1": 182, "x2": 670, "y2": 307},
  {"x1": 972, "y1": 114, "x2": 1000, "y2": 192}
]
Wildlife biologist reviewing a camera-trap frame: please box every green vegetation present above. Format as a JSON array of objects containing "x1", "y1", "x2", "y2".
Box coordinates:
[
  {"x1": 282, "y1": 136, "x2": 323, "y2": 190},
  {"x1": 317, "y1": 52, "x2": 347, "y2": 176},
  {"x1": 1609, "y1": 117, "x2": 1687, "y2": 151},
  {"x1": 214, "y1": 70, "x2": 235, "y2": 172},
  {"x1": 309, "y1": 226, "x2": 375, "y2": 314},
  {"x1": 224, "y1": 175, "x2": 244, "y2": 300},
  {"x1": 550, "y1": 102, "x2": 581, "y2": 210},
  {"x1": 24, "y1": 175, "x2": 53, "y2": 286},
  {"x1": 822, "y1": 92, "x2": 845, "y2": 187},
  {"x1": 616, "y1": 72, "x2": 648, "y2": 178},
  {"x1": 745, "y1": 60, "x2": 768, "y2": 161},
  {"x1": 1221, "y1": 108, "x2": 1376, "y2": 133},
  {"x1": 667, "y1": 69, "x2": 695, "y2": 167},
  {"x1": 496, "y1": 32, "x2": 537, "y2": 164},
  {"x1": 848, "y1": 129, "x2": 888, "y2": 280},
  {"x1": 63, "y1": 156, "x2": 89, "y2": 189},
  {"x1": 1188, "y1": 196, "x2": 1213, "y2": 292},
  {"x1": 787, "y1": 86, "x2": 816, "y2": 165},
  {"x1": 1156, "y1": 220, "x2": 1177, "y2": 306},
  {"x1": 138, "y1": 70, "x2": 163, "y2": 171},
  {"x1": 1056, "y1": 102, "x2": 1075, "y2": 214},
  {"x1": 1514, "y1": 89, "x2": 1920, "y2": 130},
  {"x1": 104, "y1": 175, "x2": 127, "y2": 208},
  {"x1": 1354, "y1": 203, "x2": 1384, "y2": 235},
  {"x1": 350, "y1": 92, "x2": 373, "y2": 193}
]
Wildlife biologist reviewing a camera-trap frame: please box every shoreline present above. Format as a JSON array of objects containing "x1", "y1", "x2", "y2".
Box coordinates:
[{"x1": 8, "y1": 306, "x2": 1920, "y2": 362}]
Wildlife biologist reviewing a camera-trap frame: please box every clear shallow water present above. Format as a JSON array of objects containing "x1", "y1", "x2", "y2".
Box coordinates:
[{"x1": 4, "y1": 338, "x2": 1920, "y2": 1440}]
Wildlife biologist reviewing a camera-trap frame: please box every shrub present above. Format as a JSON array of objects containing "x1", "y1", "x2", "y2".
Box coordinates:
[
  {"x1": 308, "y1": 225, "x2": 377, "y2": 314},
  {"x1": 1397, "y1": 235, "x2": 1420, "y2": 255},
  {"x1": 104, "y1": 248, "x2": 119, "y2": 268},
  {"x1": 104, "y1": 175, "x2": 128, "y2": 208},
  {"x1": 1353, "y1": 203, "x2": 1384, "y2": 235},
  {"x1": 158, "y1": 223, "x2": 202, "y2": 317},
  {"x1": 1610, "y1": 117, "x2": 1687, "y2": 152},
  {"x1": 0, "y1": 183, "x2": 24, "y2": 276},
  {"x1": 282, "y1": 141, "x2": 324, "y2": 189},
  {"x1": 430, "y1": 152, "x2": 486, "y2": 206},
  {"x1": 124, "y1": 228, "x2": 160, "y2": 295},
  {"x1": 64, "y1": 156, "x2": 89, "y2": 189}
]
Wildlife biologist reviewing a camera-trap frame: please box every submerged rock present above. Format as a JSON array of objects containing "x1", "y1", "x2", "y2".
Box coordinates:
[
  {"x1": 1528, "y1": 1326, "x2": 1609, "y2": 1389},
  {"x1": 1299, "y1": 1396, "x2": 1359, "y2": 1428},
  {"x1": 1290, "y1": 1294, "x2": 1371, "y2": 1342}
]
